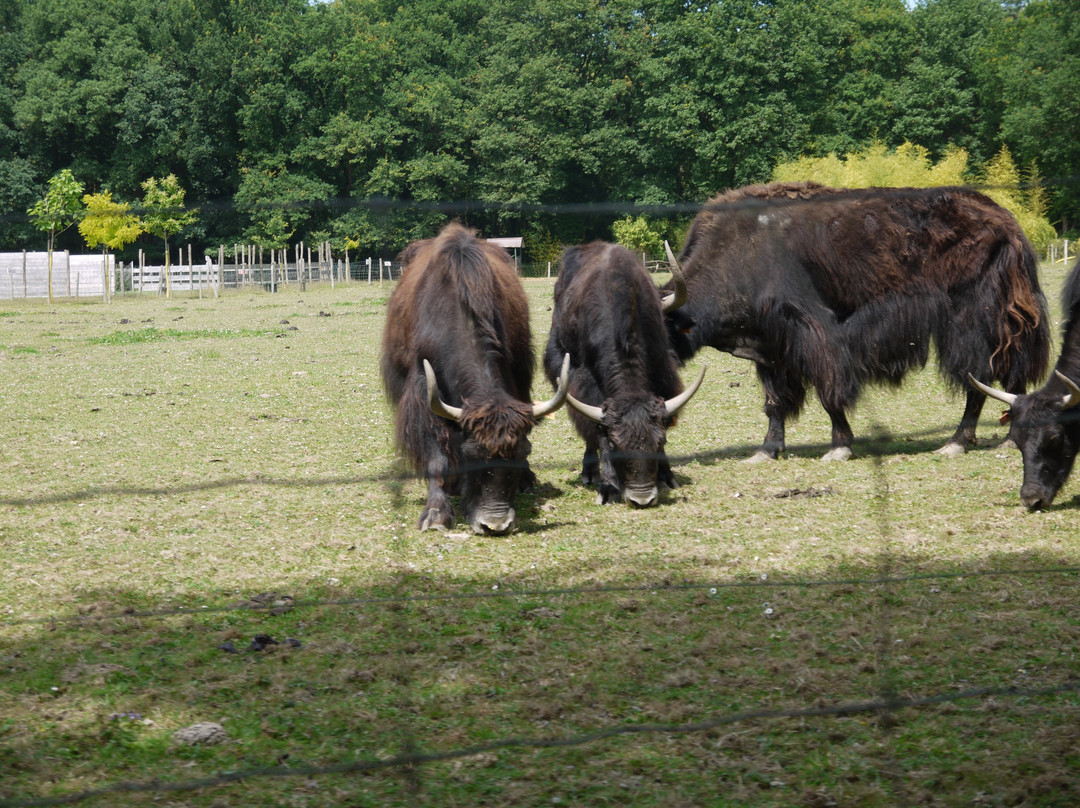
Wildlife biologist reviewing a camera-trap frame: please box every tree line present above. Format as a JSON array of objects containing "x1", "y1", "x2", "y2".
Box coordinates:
[{"x1": 0, "y1": 0, "x2": 1076, "y2": 264}]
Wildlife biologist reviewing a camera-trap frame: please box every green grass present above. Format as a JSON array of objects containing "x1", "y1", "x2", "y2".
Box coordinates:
[
  {"x1": 0, "y1": 269, "x2": 1078, "y2": 807},
  {"x1": 87, "y1": 326, "x2": 283, "y2": 345}
]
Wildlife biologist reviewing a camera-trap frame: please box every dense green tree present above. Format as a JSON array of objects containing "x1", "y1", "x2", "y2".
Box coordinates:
[
  {"x1": 995, "y1": 0, "x2": 1080, "y2": 231},
  {"x1": 897, "y1": 0, "x2": 1008, "y2": 162},
  {"x1": 234, "y1": 160, "x2": 333, "y2": 248},
  {"x1": 0, "y1": 0, "x2": 1075, "y2": 257}
]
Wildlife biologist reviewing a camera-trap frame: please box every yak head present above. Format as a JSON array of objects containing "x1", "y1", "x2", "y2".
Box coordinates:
[
  {"x1": 567, "y1": 365, "x2": 705, "y2": 507},
  {"x1": 970, "y1": 372, "x2": 1080, "y2": 510},
  {"x1": 426, "y1": 356, "x2": 568, "y2": 534}
]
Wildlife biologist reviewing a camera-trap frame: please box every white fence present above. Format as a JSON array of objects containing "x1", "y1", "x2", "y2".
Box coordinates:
[{"x1": 0, "y1": 251, "x2": 115, "y2": 300}]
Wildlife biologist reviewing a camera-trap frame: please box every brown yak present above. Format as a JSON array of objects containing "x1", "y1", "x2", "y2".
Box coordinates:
[{"x1": 381, "y1": 223, "x2": 567, "y2": 533}]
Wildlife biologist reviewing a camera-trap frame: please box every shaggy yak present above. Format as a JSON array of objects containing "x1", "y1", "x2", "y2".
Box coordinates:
[
  {"x1": 662, "y1": 182, "x2": 1050, "y2": 462},
  {"x1": 544, "y1": 241, "x2": 705, "y2": 506},
  {"x1": 381, "y1": 223, "x2": 568, "y2": 534},
  {"x1": 971, "y1": 259, "x2": 1080, "y2": 509}
]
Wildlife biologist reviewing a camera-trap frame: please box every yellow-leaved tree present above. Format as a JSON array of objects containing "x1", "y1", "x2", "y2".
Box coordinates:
[
  {"x1": 772, "y1": 142, "x2": 1055, "y2": 253},
  {"x1": 78, "y1": 191, "x2": 144, "y2": 302}
]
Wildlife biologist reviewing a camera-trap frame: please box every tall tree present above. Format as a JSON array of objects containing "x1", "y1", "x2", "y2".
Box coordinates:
[{"x1": 995, "y1": 0, "x2": 1080, "y2": 230}]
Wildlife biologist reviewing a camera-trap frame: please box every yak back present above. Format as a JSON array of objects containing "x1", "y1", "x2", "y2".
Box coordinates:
[
  {"x1": 381, "y1": 223, "x2": 535, "y2": 465},
  {"x1": 681, "y1": 182, "x2": 1049, "y2": 391},
  {"x1": 1053, "y1": 260, "x2": 1080, "y2": 383},
  {"x1": 550, "y1": 242, "x2": 683, "y2": 400}
]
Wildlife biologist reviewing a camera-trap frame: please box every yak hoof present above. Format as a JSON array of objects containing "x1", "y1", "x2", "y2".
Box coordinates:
[
  {"x1": 997, "y1": 438, "x2": 1017, "y2": 451},
  {"x1": 934, "y1": 442, "x2": 966, "y2": 458},
  {"x1": 821, "y1": 446, "x2": 853, "y2": 462},
  {"x1": 419, "y1": 506, "x2": 453, "y2": 531},
  {"x1": 596, "y1": 485, "x2": 621, "y2": 505},
  {"x1": 744, "y1": 450, "x2": 777, "y2": 464}
]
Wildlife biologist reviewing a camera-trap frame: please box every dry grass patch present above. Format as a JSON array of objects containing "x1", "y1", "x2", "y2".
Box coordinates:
[{"x1": 1, "y1": 272, "x2": 1078, "y2": 806}]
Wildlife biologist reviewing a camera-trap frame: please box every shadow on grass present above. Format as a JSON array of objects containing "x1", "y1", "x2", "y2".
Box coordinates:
[{"x1": 3, "y1": 551, "x2": 1080, "y2": 807}]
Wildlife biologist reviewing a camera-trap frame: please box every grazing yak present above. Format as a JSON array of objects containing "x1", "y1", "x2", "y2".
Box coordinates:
[
  {"x1": 544, "y1": 242, "x2": 705, "y2": 506},
  {"x1": 971, "y1": 259, "x2": 1080, "y2": 509},
  {"x1": 381, "y1": 223, "x2": 568, "y2": 534},
  {"x1": 662, "y1": 182, "x2": 1050, "y2": 462}
]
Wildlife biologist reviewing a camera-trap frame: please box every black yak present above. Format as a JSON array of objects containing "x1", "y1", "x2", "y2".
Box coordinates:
[
  {"x1": 544, "y1": 242, "x2": 705, "y2": 506},
  {"x1": 971, "y1": 259, "x2": 1080, "y2": 509},
  {"x1": 381, "y1": 223, "x2": 568, "y2": 533},
  {"x1": 662, "y1": 182, "x2": 1050, "y2": 461}
]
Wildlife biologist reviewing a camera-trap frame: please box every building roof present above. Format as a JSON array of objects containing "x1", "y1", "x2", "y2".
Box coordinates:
[{"x1": 485, "y1": 237, "x2": 524, "y2": 249}]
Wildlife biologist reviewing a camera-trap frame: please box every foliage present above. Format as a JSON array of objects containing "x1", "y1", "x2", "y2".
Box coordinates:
[
  {"x1": 773, "y1": 141, "x2": 1056, "y2": 251},
  {"x1": 772, "y1": 141, "x2": 969, "y2": 188},
  {"x1": 234, "y1": 162, "x2": 333, "y2": 249},
  {"x1": 981, "y1": 146, "x2": 1059, "y2": 254},
  {"x1": 79, "y1": 191, "x2": 143, "y2": 253},
  {"x1": 27, "y1": 168, "x2": 84, "y2": 240},
  {"x1": 611, "y1": 215, "x2": 665, "y2": 257},
  {"x1": 140, "y1": 174, "x2": 198, "y2": 298},
  {"x1": 27, "y1": 168, "x2": 84, "y2": 302},
  {"x1": 0, "y1": 0, "x2": 1076, "y2": 256}
]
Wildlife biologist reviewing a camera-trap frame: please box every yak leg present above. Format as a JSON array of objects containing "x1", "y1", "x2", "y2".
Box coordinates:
[
  {"x1": 659, "y1": 452, "x2": 678, "y2": 489},
  {"x1": 419, "y1": 456, "x2": 454, "y2": 531},
  {"x1": 821, "y1": 406, "x2": 855, "y2": 461},
  {"x1": 936, "y1": 389, "x2": 986, "y2": 457},
  {"x1": 581, "y1": 445, "x2": 600, "y2": 487},
  {"x1": 748, "y1": 365, "x2": 804, "y2": 462},
  {"x1": 595, "y1": 435, "x2": 622, "y2": 504}
]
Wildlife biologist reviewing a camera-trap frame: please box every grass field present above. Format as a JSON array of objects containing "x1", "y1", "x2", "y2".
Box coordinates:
[{"x1": 1, "y1": 264, "x2": 1078, "y2": 807}]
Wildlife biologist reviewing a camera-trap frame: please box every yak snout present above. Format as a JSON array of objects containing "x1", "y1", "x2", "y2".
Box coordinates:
[
  {"x1": 624, "y1": 483, "x2": 659, "y2": 508},
  {"x1": 1020, "y1": 486, "x2": 1051, "y2": 511}
]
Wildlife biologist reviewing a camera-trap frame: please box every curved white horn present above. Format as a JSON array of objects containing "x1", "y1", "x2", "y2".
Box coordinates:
[
  {"x1": 968, "y1": 373, "x2": 1017, "y2": 407},
  {"x1": 1055, "y1": 370, "x2": 1080, "y2": 410},
  {"x1": 566, "y1": 391, "x2": 605, "y2": 424},
  {"x1": 534, "y1": 353, "x2": 571, "y2": 417},
  {"x1": 661, "y1": 240, "x2": 688, "y2": 313},
  {"x1": 424, "y1": 359, "x2": 463, "y2": 421},
  {"x1": 665, "y1": 364, "x2": 707, "y2": 416}
]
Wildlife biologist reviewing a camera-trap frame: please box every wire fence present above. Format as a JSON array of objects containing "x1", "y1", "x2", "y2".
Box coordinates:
[
  {"x1": 3, "y1": 431, "x2": 1080, "y2": 805},
  {"x1": 3, "y1": 183, "x2": 1080, "y2": 806}
]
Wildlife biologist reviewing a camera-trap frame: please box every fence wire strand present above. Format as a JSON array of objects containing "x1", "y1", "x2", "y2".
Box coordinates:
[{"x1": 3, "y1": 188, "x2": 1080, "y2": 805}]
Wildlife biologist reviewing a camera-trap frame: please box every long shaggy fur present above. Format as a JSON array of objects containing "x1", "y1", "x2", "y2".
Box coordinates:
[
  {"x1": 545, "y1": 242, "x2": 687, "y2": 499},
  {"x1": 667, "y1": 181, "x2": 1050, "y2": 453}
]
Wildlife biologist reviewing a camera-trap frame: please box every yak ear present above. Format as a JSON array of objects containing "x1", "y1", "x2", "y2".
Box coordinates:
[{"x1": 999, "y1": 410, "x2": 1012, "y2": 426}]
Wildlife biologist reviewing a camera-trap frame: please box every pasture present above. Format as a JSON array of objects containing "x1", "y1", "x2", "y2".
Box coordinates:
[{"x1": 1, "y1": 264, "x2": 1078, "y2": 807}]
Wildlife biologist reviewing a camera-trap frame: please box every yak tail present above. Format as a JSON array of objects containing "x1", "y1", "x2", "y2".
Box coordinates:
[{"x1": 988, "y1": 236, "x2": 1050, "y2": 389}]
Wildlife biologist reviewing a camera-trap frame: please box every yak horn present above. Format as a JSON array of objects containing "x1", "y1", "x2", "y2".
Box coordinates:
[
  {"x1": 968, "y1": 373, "x2": 1017, "y2": 407},
  {"x1": 534, "y1": 353, "x2": 571, "y2": 417},
  {"x1": 661, "y1": 240, "x2": 688, "y2": 313},
  {"x1": 665, "y1": 364, "x2": 707, "y2": 416},
  {"x1": 1055, "y1": 370, "x2": 1080, "y2": 410},
  {"x1": 424, "y1": 359, "x2": 463, "y2": 422},
  {"x1": 566, "y1": 392, "x2": 605, "y2": 424}
]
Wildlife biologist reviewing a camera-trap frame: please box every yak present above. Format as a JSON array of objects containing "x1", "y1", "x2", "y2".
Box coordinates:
[
  {"x1": 661, "y1": 182, "x2": 1050, "y2": 462},
  {"x1": 971, "y1": 259, "x2": 1080, "y2": 509},
  {"x1": 381, "y1": 223, "x2": 568, "y2": 534},
  {"x1": 544, "y1": 242, "x2": 705, "y2": 506}
]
